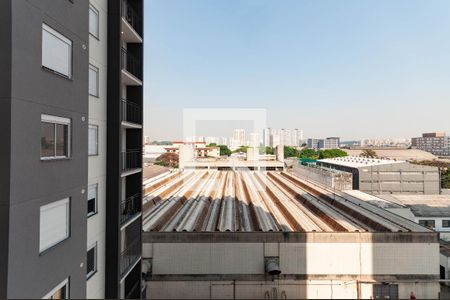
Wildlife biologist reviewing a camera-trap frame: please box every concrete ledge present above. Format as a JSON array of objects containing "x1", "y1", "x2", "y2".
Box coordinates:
[
  {"x1": 142, "y1": 232, "x2": 439, "y2": 244},
  {"x1": 146, "y1": 274, "x2": 440, "y2": 282}
]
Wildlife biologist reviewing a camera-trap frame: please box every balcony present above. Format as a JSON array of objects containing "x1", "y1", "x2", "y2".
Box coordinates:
[
  {"x1": 121, "y1": 0, "x2": 143, "y2": 43},
  {"x1": 120, "y1": 192, "x2": 142, "y2": 225},
  {"x1": 125, "y1": 280, "x2": 141, "y2": 300},
  {"x1": 120, "y1": 237, "x2": 141, "y2": 278},
  {"x1": 121, "y1": 48, "x2": 142, "y2": 86},
  {"x1": 121, "y1": 99, "x2": 142, "y2": 128},
  {"x1": 120, "y1": 149, "x2": 142, "y2": 176}
]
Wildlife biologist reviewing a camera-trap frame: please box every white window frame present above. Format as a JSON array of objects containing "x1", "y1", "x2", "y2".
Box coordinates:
[
  {"x1": 89, "y1": 4, "x2": 100, "y2": 39},
  {"x1": 86, "y1": 242, "x2": 98, "y2": 280},
  {"x1": 42, "y1": 24, "x2": 73, "y2": 79},
  {"x1": 88, "y1": 124, "x2": 99, "y2": 156},
  {"x1": 89, "y1": 64, "x2": 99, "y2": 97},
  {"x1": 42, "y1": 278, "x2": 69, "y2": 299},
  {"x1": 41, "y1": 114, "x2": 71, "y2": 160},
  {"x1": 39, "y1": 198, "x2": 70, "y2": 253},
  {"x1": 87, "y1": 183, "x2": 98, "y2": 217}
]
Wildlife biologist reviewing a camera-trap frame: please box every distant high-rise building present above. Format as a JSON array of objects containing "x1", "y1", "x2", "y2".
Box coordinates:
[
  {"x1": 307, "y1": 138, "x2": 322, "y2": 150},
  {"x1": 323, "y1": 137, "x2": 340, "y2": 149},
  {"x1": 249, "y1": 132, "x2": 260, "y2": 147},
  {"x1": 232, "y1": 129, "x2": 246, "y2": 148},
  {"x1": 264, "y1": 128, "x2": 303, "y2": 147},
  {"x1": 412, "y1": 132, "x2": 450, "y2": 156},
  {"x1": 263, "y1": 128, "x2": 271, "y2": 147},
  {"x1": 205, "y1": 136, "x2": 220, "y2": 145}
]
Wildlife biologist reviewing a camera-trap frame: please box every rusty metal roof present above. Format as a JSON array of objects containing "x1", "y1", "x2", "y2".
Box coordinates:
[{"x1": 142, "y1": 171, "x2": 431, "y2": 233}]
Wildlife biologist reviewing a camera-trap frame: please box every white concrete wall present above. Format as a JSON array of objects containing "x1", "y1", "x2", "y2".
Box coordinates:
[
  {"x1": 146, "y1": 280, "x2": 440, "y2": 299},
  {"x1": 149, "y1": 242, "x2": 439, "y2": 276},
  {"x1": 87, "y1": 0, "x2": 107, "y2": 297}
]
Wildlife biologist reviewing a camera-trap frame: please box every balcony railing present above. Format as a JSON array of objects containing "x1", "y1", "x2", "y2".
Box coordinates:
[
  {"x1": 121, "y1": 48, "x2": 142, "y2": 80},
  {"x1": 120, "y1": 193, "x2": 141, "y2": 225},
  {"x1": 121, "y1": 0, "x2": 143, "y2": 36},
  {"x1": 120, "y1": 149, "x2": 142, "y2": 172},
  {"x1": 120, "y1": 237, "x2": 141, "y2": 277},
  {"x1": 125, "y1": 279, "x2": 141, "y2": 299},
  {"x1": 121, "y1": 99, "x2": 142, "y2": 125}
]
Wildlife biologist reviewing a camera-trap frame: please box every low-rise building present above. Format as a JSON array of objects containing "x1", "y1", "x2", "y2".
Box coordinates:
[
  {"x1": 412, "y1": 132, "x2": 450, "y2": 157},
  {"x1": 322, "y1": 137, "x2": 340, "y2": 149},
  {"x1": 141, "y1": 171, "x2": 440, "y2": 299},
  {"x1": 307, "y1": 137, "x2": 340, "y2": 150},
  {"x1": 317, "y1": 156, "x2": 440, "y2": 194}
]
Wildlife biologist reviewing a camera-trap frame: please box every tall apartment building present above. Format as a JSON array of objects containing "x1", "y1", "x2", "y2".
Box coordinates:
[
  {"x1": 412, "y1": 132, "x2": 450, "y2": 157},
  {"x1": 248, "y1": 132, "x2": 260, "y2": 147},
  {"x1": 0, "y1": 0, "x2": 144, "y2": 298},
  {"x1": 0, "y1": 1, "x2": 89, "y2": 298},
  {"x1": 264, "y1": 128, "x2": 303, "y2": 147},
  {"x1": 231, "y1": 129, "x2": 246, "y2": 148},
  {"x1": 322, "y1": 137, "x2": 340, "y2": 149},
  {"x1": 263, "y1": 128, "x2": 271, "y2": 147},
  {"x1": 106, "y1": 0, "x2": 144, "y2": 298}
]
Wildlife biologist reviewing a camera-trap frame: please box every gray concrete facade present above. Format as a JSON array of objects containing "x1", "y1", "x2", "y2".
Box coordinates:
[
  {"x1": 0, "y1": 0, "x2": 89, "y2": 298},
  {"x1": 318, "y1": 161, "x2": 441, "y2": 195}
]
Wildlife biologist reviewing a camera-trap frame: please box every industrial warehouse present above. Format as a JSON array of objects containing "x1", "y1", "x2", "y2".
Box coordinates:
[
  {"x1": 317, "y1": 156, "x2": 441, "y2": 194},
  {"x1": 141, "y1": 170, "x2": 440, "y2": 299}
]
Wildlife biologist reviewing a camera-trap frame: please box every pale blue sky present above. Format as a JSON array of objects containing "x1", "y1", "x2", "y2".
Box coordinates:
[{"x1": 144, "y1": 0, "x2": 450, "y2": 141}]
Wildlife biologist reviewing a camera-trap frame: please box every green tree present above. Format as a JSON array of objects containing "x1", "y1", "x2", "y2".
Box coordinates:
[
  {"x1": 284, "y1": 146, "x2": 300, "y2": 158},
  {"x1": 298, "y1": 148, "x2": 318, "y2": 160},
  {"x1": 218, "y1": 145, "x2": 232, "y2": 156},
  {"x1": 259, "y1": 146, "x2": 274, "y2": 155},
  {"x1": 233, "y1": 146, "x2": 249, "y2": 153},
  {"x1": 155, "y1": 153, "x2": 179, "y2": 168},
  {"x1": 360, "y1": 149, "x2": 378, "y2": 158},
  {"x1": 318, "y1": 149, "x2": 348, "y2": 159}
]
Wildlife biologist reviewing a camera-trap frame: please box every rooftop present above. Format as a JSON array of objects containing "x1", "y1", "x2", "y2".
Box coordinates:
[
  {"x1": 377, "y1": 194, "x2": 450, "y2": 218},
  {"x1": 344, "y1": 149, "x2": 438, "y2": 161},
  {"x1": 142, "y1": 170, "x2": 429, "y2": 233},
  {"x1": 143, "y1": 164, "x2": 170, "y2": 182},
  {"x1": 319, "y1": 156, "x2": 405, "y2": 168}
]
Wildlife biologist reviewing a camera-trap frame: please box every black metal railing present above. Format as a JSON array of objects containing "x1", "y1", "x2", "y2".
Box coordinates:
[
  {"x1": 121, "y1": 0, "x2": 143, "y2": 36},
  {"x1": 125, "y1": 280, "x2": 141, "y2": 299},
  {"x1": 120, "y1": 149, "x2": 142, "y2": 172},
  {"x1": 120, "y1": 193, "x2": 141, "y2": 224},
  {"x1": 120, "y1": 237, "x2": 141, "y2": 277},
  {"x1": 121, "y1": 99, "x2": 142, "y2": 125},
  {"x1": 121, "y1": 48, "x2": 142, "y2": 80}
]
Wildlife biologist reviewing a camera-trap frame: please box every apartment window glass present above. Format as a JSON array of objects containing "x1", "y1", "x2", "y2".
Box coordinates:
[
  {"x1": 89, "y1": 5, "x2": 99, "y2": 38},
  {"x1": 87, "y1": 184, "x2": 98, "y2": 217},
  {"x1": 39, "y1": 198, "x2": 70, "y2": 253},
  {"x1": 41, "y1": 115, "x2": 71, "y2": 159},
  {"x1": 419, "y1": 219, "x2": 435, "y2": 228},
  {"x1": 89, "y1": 65, "x2": 99, "y2": 97},
  {"x1": 87, "y1": 243, "x2": 97, "y2": 279},
  {"x1": 443, "y1": 220, "x2": 450, "y2": 228},
  {"x1": 42, "y1": 24, "x2": 72, "y2": 78},
  {"x1": 88, "y1": 125, "x2": 98, "y2": 155},
  {"x1": 43, "y1": 279, "x2": 69, "y2": 299}
]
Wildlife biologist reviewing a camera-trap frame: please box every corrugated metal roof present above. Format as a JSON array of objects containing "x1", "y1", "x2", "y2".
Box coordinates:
[{"x1": 142, "y1": 170, "x2": 431, "y2": 233}]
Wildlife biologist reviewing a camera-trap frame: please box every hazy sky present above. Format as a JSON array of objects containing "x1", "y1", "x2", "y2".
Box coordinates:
[{"x1": 144, "y1": 0, "x2": 450, "y2": 141}]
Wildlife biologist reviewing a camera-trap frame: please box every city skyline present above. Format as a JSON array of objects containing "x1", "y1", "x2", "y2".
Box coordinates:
[{"x1": 144, "y1": 0, "x2": 450, "y2": 141}]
